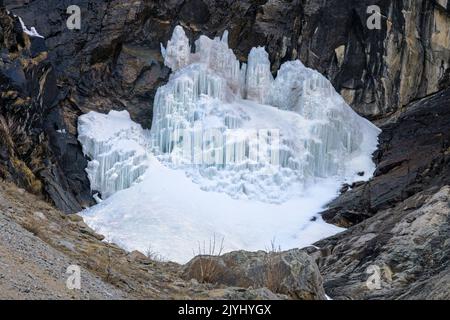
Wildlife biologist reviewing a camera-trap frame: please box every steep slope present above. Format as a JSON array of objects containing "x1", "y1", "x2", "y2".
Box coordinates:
[
  {"x1": 316, "y1": 185, "x2": 450, "y2": 300},
  {"x1": 322, "y1": 88, "x2": 450, "y2": 227},
  {"x1": 0, "y1": 7, "x2": 92, "y2": 212}
]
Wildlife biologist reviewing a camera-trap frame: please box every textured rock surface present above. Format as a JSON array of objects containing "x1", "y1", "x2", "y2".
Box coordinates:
[
  {"x1": 183, "y1": 249, "x2": 326, "y2": 300},
  {"x1": 0, "y1": 203, "x2": 127, "y2": 299},
  {"x1": 314, "y1": 89, "x2": 450, "y2": 300},
  {"x1": 0, "y1": 7, "x2": 92, "y2": 212},
  {"x1": 7, "y1": 0, "x2": 450, "y2": 118},
  {"x1": 313, "y1": 186, "x2": 450, "y2": 300}
]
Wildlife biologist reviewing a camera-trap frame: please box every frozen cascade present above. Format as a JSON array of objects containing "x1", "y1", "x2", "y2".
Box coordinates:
[
  {"x1": 150, "y1": 26, "x2": 381, "y2": 203},
  {"x1": 78, "y1": 26, "x2": 381, "y2": 262},
  {"x1": 78, "y1": 111, "x2": 149, "y2": 199}
]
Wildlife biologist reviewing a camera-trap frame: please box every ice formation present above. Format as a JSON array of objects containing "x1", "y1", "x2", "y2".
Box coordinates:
[
  {"x1": 78, "y1": 26, "x2": 380, "y2": 262},
  {"x1": 150, "y1": 26, "x2": 380, "y2": 203},
  {"x1": 80, "y1": 154, "x2": 346, "y2": 263},
  {"x1": 78, "y1": 111, "x2": 149, "y2": 199}
]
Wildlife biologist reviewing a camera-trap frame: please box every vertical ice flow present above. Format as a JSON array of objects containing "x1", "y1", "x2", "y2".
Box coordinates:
[
  {"x1": 78, "y1": 111, "x2": 149, "y2": 199},
  {"x1": 77, "y1": 26, "x2": 382, "y2": 262},
  {"x1": 148, "y1": 26, "x2": 381, "y2": 203},
  {"x1": 78, "y1": 25, "x2": 380, "y2": 203}
]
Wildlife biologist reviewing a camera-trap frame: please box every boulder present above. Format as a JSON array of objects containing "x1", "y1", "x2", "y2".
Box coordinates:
[
  {"x1": 183, "y1": 249, "x2": 326, "y2": 300},
  {"x1": 315, "y1": 185, "x2": 450, "y2": 300}
]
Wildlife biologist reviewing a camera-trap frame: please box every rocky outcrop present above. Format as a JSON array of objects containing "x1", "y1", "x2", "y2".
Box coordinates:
[
  {"x1": 0, "y1": 7, "x2": 93, "y2": 212},
  {"x1": 312, "y1": 185, "x2": 450, "y2": 300},
  {"x1": 314, "y1": 88, "x2": 450, "y2": 300},
  {"x1": 183, "y1": 249, "x2": 326, "y2": 300}
]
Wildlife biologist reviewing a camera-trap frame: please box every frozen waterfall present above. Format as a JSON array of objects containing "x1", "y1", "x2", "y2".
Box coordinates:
[
  {"x1": 150, "y1": 25, "x2": 380, "y2": 203},
  {"x1": 78, "y1": 111, "x2": 149, "y2": 199},
  {"x1": 77, "y1": 26, "x2": 380, "y2": 262}
]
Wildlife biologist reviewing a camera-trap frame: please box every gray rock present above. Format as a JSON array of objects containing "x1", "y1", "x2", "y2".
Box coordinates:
[
  {"x1": 315, "y1": 186, "x2": 450, "y2": 300},
  {"x1": 206, "y1": 287, "x2": 287, "y2": 300},
  {"x1": 183, "y1": 249, "x2": 326, "y2": 300}
]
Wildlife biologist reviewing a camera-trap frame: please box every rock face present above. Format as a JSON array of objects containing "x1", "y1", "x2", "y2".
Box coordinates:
[
  {"x1": 0, "y1": 7, "x2": 92, "y2": 212},
  {"x1": 1, "y1": 0, "x2": 450, "y2": 212},
  {"x1": 314, "y1": 88, "x2": 450, "y2": 299},
  {"x1": 314, "y1": 185, "x2": 450, "y2": 300},
  {"x1": 183, "y1": 249, "x2": 326, "y2": 300}
]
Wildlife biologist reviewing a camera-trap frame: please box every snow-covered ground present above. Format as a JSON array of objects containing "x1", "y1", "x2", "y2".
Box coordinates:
[
  {"x1": 78, "y1": 26, "x2": 380, "y2": 263},
  {"x1": 81, "y1": 152, "x2": 345, "y2": 263}
]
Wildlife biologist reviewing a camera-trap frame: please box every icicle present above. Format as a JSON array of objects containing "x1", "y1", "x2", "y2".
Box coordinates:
[
  {"x1": 147, "y1": 25, "x2": 381, "y2": 203},
  {"x1": 162, "y1": 25, "x2": 191, "y2": 71},
  {"x1": 78, "y1": 111, "x2": 149, "y2": 199}
]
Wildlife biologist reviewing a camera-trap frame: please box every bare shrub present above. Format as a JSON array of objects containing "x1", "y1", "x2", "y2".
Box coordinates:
[
  {"x1": 0, "y1": 115, "x2": 27, "y2": 147},
  {"x1": 263, "y1": 238, "x2": 285, "y2": 293},
  {"x1": 145, "y1": 244, "x2": 166, "y2": 262},
  {"x1": 22, "y1": 222, "x2": 41, "y2": 236},
  {"x1": 192, "y1": 234, "x2": 224, "y2": 284}
]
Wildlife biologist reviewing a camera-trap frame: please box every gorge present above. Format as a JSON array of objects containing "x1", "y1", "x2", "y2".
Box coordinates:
[
  {"x1": 76, "y1": 25, "x2": 380, "y2": 262},
  {"x1": 1, "y1": 0, "x2": 449, "y2": 300}
]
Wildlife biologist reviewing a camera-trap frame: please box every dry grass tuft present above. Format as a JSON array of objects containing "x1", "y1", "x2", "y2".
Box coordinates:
[
  {"x1": 263, "y1": 239, "x2": 285, "y2": 293},
  {"x1": 193, "y1": 234, "x2": 224, "y2": 284}
]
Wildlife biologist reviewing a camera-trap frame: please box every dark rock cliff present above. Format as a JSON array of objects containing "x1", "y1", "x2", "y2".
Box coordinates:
[
  {"x1": 0, "y1": 7, "x2": 92, "y2": 212},
  {"x1": 7, "y1": 0, "x2": 450, "y2": 118},
  {"x1": 322, "y1": 88, "x2": 450, "y2": 227}
]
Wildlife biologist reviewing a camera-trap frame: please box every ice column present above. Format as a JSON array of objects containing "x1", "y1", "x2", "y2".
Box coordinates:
[
  {"x1": 149, "y1": 25, "x2": 381, "y2": 202},
  {"x1": 245, "y1": 47, "x2": 274, "y2": 103},
  {"x1": 78, "y1": 111, "x2": 149, "y2": 199},
  {"x1": 161, "y1": 26, "x2": 191, "y2": 71}
]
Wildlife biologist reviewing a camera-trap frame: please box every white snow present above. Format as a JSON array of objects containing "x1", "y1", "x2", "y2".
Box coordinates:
[
  {"x1": 18, "y1": 16, "x2": 44, "y2": 39},
  {"x1": 78, "y1": 26, "x2": 381, "y2": 263},
  {"x1": 81, "y1": 153, "x2": 346, "y2": 263}
]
